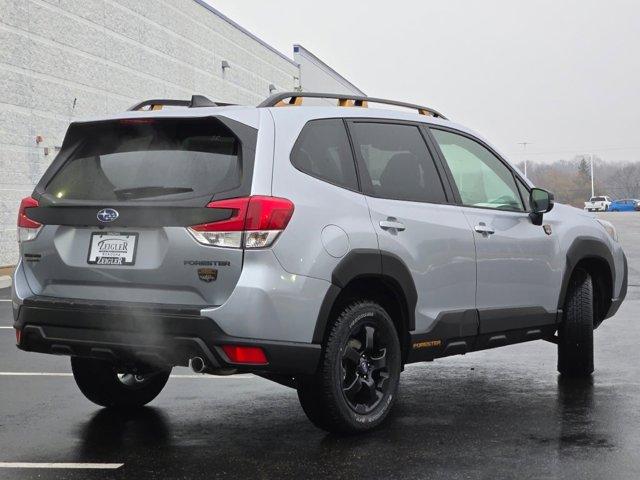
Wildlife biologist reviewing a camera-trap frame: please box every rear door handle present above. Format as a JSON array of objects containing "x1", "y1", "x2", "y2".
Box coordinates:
[
  {"x1": 379, "y1": 220, "x2": 406, "y2": 232},
  {"x1": 474, "y1": 223, "x2": 495, "y2": 235}
]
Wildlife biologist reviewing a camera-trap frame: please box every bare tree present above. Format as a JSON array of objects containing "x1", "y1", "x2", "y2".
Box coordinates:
[
  {"x1": 523, "y1": 156, "x2": 637, "y2": 207},
  {"x1": 604, "y1": 163, "x2": 640, "y2": 198}
]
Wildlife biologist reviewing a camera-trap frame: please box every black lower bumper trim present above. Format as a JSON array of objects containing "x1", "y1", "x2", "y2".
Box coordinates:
[
  {"x1": 14, "y1": 298, "x2": 320, "y2": 376},
  {"x1": 605, "y1": 253, "x2": 628, "y2": 320}
]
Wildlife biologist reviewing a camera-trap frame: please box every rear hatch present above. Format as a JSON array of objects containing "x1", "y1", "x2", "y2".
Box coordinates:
[{"x1": 19, "y1": 114, "x2": 258, "y2": 307}]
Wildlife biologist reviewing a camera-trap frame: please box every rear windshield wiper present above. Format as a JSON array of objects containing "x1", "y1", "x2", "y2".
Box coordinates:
[{"x1": 113, "y1": 186, "x2": 194, "y2": 200}]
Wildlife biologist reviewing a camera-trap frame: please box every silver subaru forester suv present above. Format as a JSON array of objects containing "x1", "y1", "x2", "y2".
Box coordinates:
[{"x1": 13, "y1": 92, "x2": 627, "y2": 433}]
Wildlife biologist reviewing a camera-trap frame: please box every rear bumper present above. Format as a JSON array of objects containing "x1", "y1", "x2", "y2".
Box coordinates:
[{"x1": 13, "y1": 296, "x2": 320, "y2": 375}]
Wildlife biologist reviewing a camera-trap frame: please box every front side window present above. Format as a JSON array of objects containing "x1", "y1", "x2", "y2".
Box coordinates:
[
  {"x1": 348, "y1": 122, "x2": 447, "y2": 203},
  {"x1": 431, "y1": 129, "x2": 524, "y2": 211},
  {"x1": 290, "y1": 119, "x2": 358, "y2": 190}
]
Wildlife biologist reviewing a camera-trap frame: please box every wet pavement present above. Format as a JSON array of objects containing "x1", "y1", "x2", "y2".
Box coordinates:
[{"x1": 1, "y1": 212, "x2": 639, "y2": 479}]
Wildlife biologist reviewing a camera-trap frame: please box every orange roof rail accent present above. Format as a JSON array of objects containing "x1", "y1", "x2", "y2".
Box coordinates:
[
  {"x1": 274, "y1": 96, "x2": 303, "y2": 107},
  {"x1": 260, "y1": 92, "x2": 447, "y2": 119}
]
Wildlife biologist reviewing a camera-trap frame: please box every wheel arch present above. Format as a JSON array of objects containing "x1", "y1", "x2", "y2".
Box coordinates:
[
  {"x1": 558, "y1": 237, "x2": 614, "y2": 327},
  {"x1": 313, "y1": 249, "x2": 417, "y2": 363}
]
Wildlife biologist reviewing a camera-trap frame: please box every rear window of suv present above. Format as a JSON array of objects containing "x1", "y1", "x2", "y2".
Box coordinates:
[
  {"x1": 290, "y1": 119, "x2": 359, "y2": 191},
  {"x1": 45, "y1": 118, "x2": 241, "y2": 203}
]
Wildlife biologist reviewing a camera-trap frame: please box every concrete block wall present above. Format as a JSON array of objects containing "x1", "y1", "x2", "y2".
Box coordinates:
[{"x1": 0, "y1": 0, "x2": 299, "y2": 266}]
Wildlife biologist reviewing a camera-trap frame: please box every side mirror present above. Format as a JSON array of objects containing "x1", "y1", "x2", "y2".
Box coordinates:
[{"x1": 529, "y1": 188, "x2": 554, "y2": 225}]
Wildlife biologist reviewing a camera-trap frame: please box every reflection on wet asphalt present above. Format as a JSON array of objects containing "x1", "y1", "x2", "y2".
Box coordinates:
[{"x1": 2, "y1": 303, "x2": 640, "y2": 480}]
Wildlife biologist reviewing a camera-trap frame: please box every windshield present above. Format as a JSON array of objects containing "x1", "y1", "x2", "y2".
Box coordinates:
[{"x1": 45, "y1": 118, "x2": 241, "y2": 203}]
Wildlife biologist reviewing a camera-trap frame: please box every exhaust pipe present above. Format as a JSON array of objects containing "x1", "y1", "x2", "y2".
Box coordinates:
[{"x1": 189, "y1": 357, "x2": 206, "y2": 374}]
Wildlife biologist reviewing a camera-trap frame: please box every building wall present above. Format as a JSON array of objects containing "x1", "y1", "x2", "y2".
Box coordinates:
[{"x1": 0, "y1": 0, "x2": 300, "y2": 267}]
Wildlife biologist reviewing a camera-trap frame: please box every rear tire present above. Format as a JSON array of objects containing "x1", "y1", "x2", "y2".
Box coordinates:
[
  {"x1": 71, "y1": 357, "x2": 171, "y2": 408},
  {"x1": 297, "y1": 300, "x2": 401, "y2": 434},
  {"x1": 558, "y1": 270, "x2": 594, "y2": 377}
]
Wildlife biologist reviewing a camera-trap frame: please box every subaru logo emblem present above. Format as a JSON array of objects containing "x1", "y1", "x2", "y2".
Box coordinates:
[{"x1": 97, "y1": 208, "x2": 119, "y2": 223}]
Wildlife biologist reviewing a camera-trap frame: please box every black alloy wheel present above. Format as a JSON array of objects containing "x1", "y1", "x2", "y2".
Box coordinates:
[
  {"x1": 341, "y1": 324, "x2": 390, "y2": 414},
  {"x1": 297, "y1": 300, "x2": 401, "y2": 433}
]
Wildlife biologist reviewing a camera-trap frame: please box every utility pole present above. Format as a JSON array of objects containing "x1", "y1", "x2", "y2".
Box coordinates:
[
  {"x1": 590, "y1": 153, "x2": 595, "y2": 198},
  {"x1": 517, "y1": 142, "x2": 530, "y2": 177}
]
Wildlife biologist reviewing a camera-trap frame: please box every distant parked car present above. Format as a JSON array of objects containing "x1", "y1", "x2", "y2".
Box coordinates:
[
  {"x1": 584, "y1": 196, "x2": 612, "y2": 212},
  {"x1": 609, "y1": 199, "x2": 640, "y2": 212}
]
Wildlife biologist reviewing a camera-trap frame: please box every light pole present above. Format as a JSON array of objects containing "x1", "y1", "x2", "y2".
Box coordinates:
[
  {"x1": 590, "y1": 153, "x2": 595, "y2": 198},
  {"x1": 517, "y1": 142, "x2": 530, "y2": 177}
]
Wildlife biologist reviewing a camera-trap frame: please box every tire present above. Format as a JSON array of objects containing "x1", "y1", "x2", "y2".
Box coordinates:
[
  {"x1": 558, "y1": 269, "x2": 594, "y2": 377},
  {"x1": 71, "y1": 357, "x2": 171, "y2": 408},
  {"x1": 297, "y1": 300, "x2": 401, "y2": 434}
]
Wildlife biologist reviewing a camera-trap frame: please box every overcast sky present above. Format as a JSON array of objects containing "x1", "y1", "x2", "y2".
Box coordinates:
[{"x1": 211, "y1": 0, "x2": 639, "y2": 164}]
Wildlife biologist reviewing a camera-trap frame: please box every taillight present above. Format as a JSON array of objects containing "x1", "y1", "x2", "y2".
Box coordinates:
[
  {"x1": 17, "y1": 197, "x2": 42, "y2": 243},
  {"x1": 222, "y1": 345, "x2": 268, "y2": 365},
  {"x1": 188, "y1": 196, "x2": 294, "y2": 249}
]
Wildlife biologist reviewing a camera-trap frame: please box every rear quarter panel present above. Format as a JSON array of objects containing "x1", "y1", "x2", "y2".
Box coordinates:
[{"x1": 268, "y1": 109, "x2": 378, "y2": 281}]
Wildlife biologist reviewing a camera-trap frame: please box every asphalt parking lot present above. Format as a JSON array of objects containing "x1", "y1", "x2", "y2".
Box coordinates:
[{"x1": 1, "y1": 212, "x2": 639, "y2": 479}]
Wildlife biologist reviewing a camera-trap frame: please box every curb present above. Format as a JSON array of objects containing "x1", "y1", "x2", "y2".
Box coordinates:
[{"x1": 0, "y1": 276, "x2": 12, "y2": 289}]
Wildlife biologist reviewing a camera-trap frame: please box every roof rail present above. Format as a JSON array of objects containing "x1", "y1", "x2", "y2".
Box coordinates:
[
  {"x1": 128, "y1": 95, "x2": 234, "y2": 111},
  {"x1": 258, "y1": 92, "x2": 447, "y2": 119}
]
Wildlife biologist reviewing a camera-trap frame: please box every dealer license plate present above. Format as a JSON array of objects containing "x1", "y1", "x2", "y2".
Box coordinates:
[{"x1": 87, "y1": 232, "x2": 138, "y2": 266}]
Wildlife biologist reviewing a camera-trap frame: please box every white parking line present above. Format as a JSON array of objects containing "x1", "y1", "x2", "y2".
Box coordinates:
[
  {"x1": 0, "y1": 462, "x2": 123, "y2": 469},
  {"x1": 0, "y1": 299, "x2": 12, "y2": 302},
  {"x1": 0, "y1": 326, "x2": 14, "y2": 329},
  {"x1": 0, "y1": 372, "x2": 254, "y2": 379}
]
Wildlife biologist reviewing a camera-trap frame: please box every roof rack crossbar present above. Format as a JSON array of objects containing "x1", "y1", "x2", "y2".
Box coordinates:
[
  {"x1": 258, "y1": 92, "x2": 447, "y2": 119},
  {"x1": 128, "y1": 95, "x2": 233, "y2": 111}
]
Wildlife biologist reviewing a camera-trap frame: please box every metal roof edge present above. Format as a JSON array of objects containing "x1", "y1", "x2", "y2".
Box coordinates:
[
  {"x1": 192, "y1": 0, "x2": 299, "y2": 68},
  {"x1": 293, "y1": 44, "x2": 365, "y2": 96}
]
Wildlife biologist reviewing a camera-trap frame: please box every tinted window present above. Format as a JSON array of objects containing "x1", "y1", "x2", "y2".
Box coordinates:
[
  {"x1": 432, "y1": 129, "x2": 524, "y2": 212},
  {"x1": 290, "y1": 119, "x2": 358, "y2": 190},
  {"x1": 348, "y1": 122, "x2": 447, "y2": 203},
  {"x1": 46, "y1": 118, "x2": 240, "y2": 202}
]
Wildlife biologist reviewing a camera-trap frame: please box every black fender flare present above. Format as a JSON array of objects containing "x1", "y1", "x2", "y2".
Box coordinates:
[
  {"x1": 312, "y1": 249, "x2": 417, "y2": 344},
  {"x1": 557, "y1": 236, "x2": 614, "y2": 311}
]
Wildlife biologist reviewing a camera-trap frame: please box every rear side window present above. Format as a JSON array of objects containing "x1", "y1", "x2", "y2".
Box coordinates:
[
  {"x1": 45, "y1": 118, "x2": 241, "y2": 203},
  {"x1": 348, "y1": 122, "x2": 447, "y2": 203},
  {"x1": 290, "y1": 119, "x2": 358, "y2": 190}
]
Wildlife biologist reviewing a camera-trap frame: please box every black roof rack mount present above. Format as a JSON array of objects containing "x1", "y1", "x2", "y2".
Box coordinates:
[
  {"x1": 258, "y1": 92, "x2": 447, "y2": 119},
  {"x1": 128, "y1": 95, "x2": 234, "y2": 111}
]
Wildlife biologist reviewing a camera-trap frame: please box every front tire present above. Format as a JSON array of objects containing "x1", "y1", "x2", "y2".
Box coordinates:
[
  {"x1": 297, "y1": 300, "x2": 401, "y2": 434},
  {"x1": 558, "y1": 270, "x2": 594, "y2": 377},
  {"x1": 71, "y1": 357, "x2": 171, "y2": 408}
]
